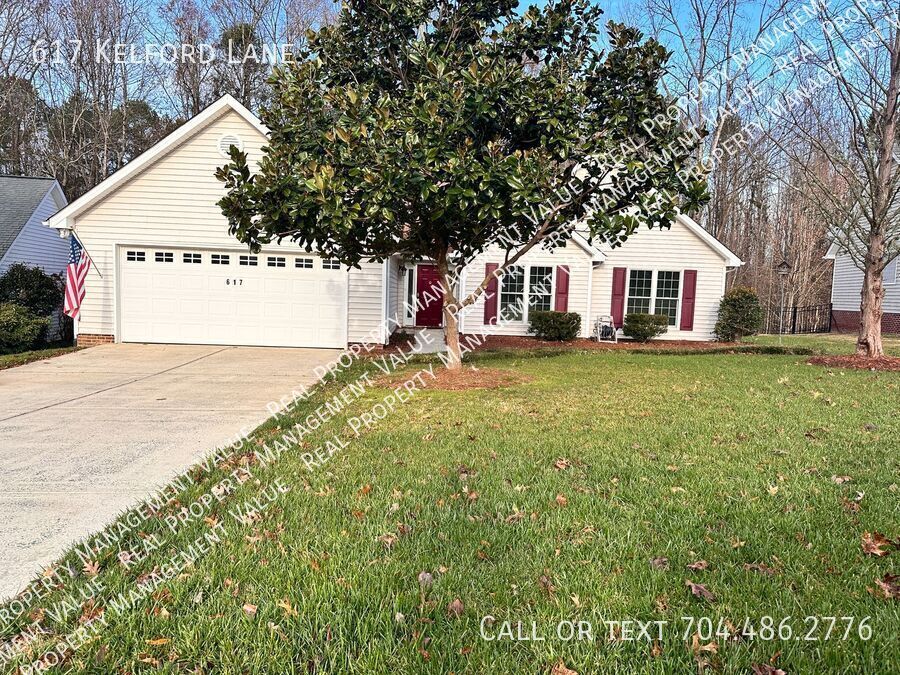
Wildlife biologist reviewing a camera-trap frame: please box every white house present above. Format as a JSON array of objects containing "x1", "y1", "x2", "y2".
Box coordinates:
[
  {"x1": 0, "y1": 176, "x2": 69, "y2": 276},
  {"x1": 44, "y1": 95, "x2": 742, "y2": 349},
  {"x1": 825, "y1": 243, "x2": 900, "y2": 334}
]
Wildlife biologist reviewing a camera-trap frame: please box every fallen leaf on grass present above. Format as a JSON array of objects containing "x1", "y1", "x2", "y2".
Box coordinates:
[
  {"x1": 145, "y1": 638, "x2": 170, "y2": 646},
  {"x1": 862, "y1": 531, "x2": 893, "y2": 557},
  {"x1": 689, "y1": 633, "x2": 718, "y2": 654},
  {"x1": 447, "y1": 598, "x2": 464, "y2": 618},
  {"x1": 686, "y1": 560, "x2": 709, "y2": 571},
  {"x1": 555, "y1": 494, "x2": 568, "y2": 507},
  {"x1": 553, "y1": 458, "x2": 571, "y2": 471},
  {"x1": 539, "y1": 571, "x2": 556, "y2": 597},
  {"x1": 750, "y1": 665, "x2": 786, "y2": 675},
  {"x1": 277, "y1": 598, "x2": 298, "y2": 617},
  {"x1": 685, "y1": 579, "x2": 716, "y2": 602},
  {"x1": 377, "y1": 533, "x2": 398, "y2": 550},
  {"x1": 649, "y1": 557, "x2": 669, "y2": 570},
  {"x1": 242, "y1": 603, "x2": 257, "y2": 617},
  {"x1": 550, "y1": 661, "x2": 578, "y2": 675},
  {"x1": 870, "y1": 573, "x2": 899, "y2": 600},
  {"x1": 82, "y1": 560, "x2": 100, "y2": 577},
  {"x1": 831, "y1": 475, "x2": 852, "y2": 484},
  {"x1": 743, "y1": 562, "x2": 777, "y2": 576}
]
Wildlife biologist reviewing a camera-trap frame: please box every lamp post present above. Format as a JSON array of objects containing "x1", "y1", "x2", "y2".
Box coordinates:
[{"x1": 776, "y1": 260, "x2": 792, "y2": 344}]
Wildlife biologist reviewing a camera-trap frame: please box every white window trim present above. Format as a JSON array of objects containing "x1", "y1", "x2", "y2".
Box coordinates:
[
  {"x1": 403, "y1": 267, "x2": 417, "y2": 325},
  {"x1": 498, "y1": 264, "x2": 556, "y2": 324},
  {"x1": 625, "y1": 268, "x2": 683, "y2": 328}
]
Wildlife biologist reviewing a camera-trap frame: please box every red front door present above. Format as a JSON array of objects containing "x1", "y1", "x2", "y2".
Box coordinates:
[{"x1": 415, "y1": 265, "x2": 444, "y2": 327}]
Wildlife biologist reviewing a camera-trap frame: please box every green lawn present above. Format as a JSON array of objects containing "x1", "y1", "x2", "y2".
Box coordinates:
[
  {"x1": 747, "y1": 332, "x2": 900, "y2": 356},
  {"x1": 1, "y1": 348, "x2": 898, "y2": 673},
  {"x1": 0, "y1": 346, "x2": 77, "y2": 370}
]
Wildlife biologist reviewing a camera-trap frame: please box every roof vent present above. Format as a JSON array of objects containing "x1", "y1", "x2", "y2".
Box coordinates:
[{"x1": 217, "y1": 134, "x2": 243, "y2": 157}]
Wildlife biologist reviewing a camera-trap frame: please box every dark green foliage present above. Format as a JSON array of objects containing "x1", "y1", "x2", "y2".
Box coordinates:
[
  {"x1": 0, "y1": 263, "x2": 64, "y2": 316},
  {"x1": 216, "y1": 0, "x2": 706, "y2": 278},
  {"x1": 0, "y1": 303, "x2": 49, "y2": 353},
  {"x1": 715, "y1": 286, "x2": 763, "y2": 341},
  {"x1": 528, "y1": 311, "x2": 581, "y2": 341},
  {"x1": 624, "y1": 312, "x2": 669, "y2": 342}
]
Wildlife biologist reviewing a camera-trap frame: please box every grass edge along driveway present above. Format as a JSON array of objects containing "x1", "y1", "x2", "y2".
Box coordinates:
[{"x1": 0, "y1": 347, "x2": 897, "y2": 674}]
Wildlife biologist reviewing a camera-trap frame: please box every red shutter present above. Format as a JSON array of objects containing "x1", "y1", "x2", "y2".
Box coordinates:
[
  {"x1": 484, "y1": 263, "x2": 499, "y2": 325},
  {"x1": 611, "y1": 267, "x2": 626, "y2": 328},
  {"x1": 554, "y1": 265, "x2": 570, "y2": 312},
  {"x1": 680, "y1": 270, "x2": 697, "y2": 331}
]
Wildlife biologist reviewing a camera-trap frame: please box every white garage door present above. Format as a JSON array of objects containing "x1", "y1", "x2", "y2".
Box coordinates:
[{"x1": 119, "y1": 247, "x2": 348, "y2": 348}]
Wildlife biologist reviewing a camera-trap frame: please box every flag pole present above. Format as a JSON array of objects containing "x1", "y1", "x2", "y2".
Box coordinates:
[{"x1": 70, "y1": 231, "x2": 103, "y2": 279}]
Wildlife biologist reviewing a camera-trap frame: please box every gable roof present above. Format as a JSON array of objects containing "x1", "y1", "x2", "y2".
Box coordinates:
[
  {"x1": 675, "y1": 214, "x2": 743, "y2": 267},
  {"x1": 590, "y1": 214, "x2": 743, "y2": 267},
  {"x1": 0, "y1": 176, "x2": 59, "y2": 260},
  {"x1": 45, "y1": 95, "x2": 268, "y2": 232}
]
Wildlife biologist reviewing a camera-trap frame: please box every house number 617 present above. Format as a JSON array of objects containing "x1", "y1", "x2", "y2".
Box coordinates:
[{"x1": 226, "y1": 279, "x2": 243, "y2": 286}]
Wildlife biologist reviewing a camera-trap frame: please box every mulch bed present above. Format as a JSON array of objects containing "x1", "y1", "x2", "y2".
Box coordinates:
[
  {"x1": 380, "y1": 366, "x2": 533, "y2": 391},
  {"x1": 807, "y1": 355, "x2": 900, "y2": 372},
  {"x1": 386, "y1": 332, "x2": 739, "y2": 354},
  {"x1": 466, "y1": 335, "x2": 739, "y2": 352}
]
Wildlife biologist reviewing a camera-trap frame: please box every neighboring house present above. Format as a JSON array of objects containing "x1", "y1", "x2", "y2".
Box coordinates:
[
  {"x1": 0, "y1": 176, "x2": 69, "y2": 276},
  {"x1": 825, "y1": 243, "x2": 900, "y2": 333},
  {"x1": 44, "y1": 95, "x2": 742, "y2": 349}
]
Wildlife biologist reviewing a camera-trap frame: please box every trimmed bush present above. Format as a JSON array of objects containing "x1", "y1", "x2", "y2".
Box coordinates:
[
  {"x1": 0, "y1": 263, "x2": 64, "y2": 317},
  {"x1": 0, "y1": 303, "x2": 49, "y2": 354},
  {"x1": 623, "y1": 313, "x2": 669, "y2": 342},
  {"x1": 715, "y1": 286, "x2": 763, "y2": 341},
  {"x1": 528, "y1": 311, "x2": 582, "y2": 341}
]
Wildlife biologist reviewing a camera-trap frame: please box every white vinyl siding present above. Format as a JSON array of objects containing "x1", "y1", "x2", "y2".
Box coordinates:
[
  {"x1": 387, "y1": 255, "x2": 402, "y2": 330},
  {"x1": 591, "y1": 218, "x2": 730, "y2": 340},
  {"x1": 347, "y1": 260, "x2": 388, "y2": 344},
  {"x1": 459, "y1": 240, "x2": 592, "y2": 337},
  {"x1": 67, "y1": 108, "x2": 388, "y2": 345},
  {"x1": 831, "y1": 252, "x2": 900, "y2": 313}
]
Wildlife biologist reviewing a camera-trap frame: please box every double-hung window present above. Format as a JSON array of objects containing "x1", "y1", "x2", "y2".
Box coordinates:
[
  {"x1": 626, "y1": 269, "x2": 681, "y2": 326},
  {"x1": 499, "y1": 266, "x2": 525, "y2": 321},
  {"x1": 626, "y1": 270, "x2": 652, "y2": 314},
  {"x1": 654, "y1": 271, "x2": 681, "y2": 325},
  {"x1": 498, "y1": 265, "x2": 555, "y2": 322},
  {"x1": 528, "y1": 267, "x2": 553, "y2": 312}
]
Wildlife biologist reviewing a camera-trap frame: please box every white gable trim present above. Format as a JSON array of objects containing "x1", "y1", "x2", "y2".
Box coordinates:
[
  {"x1": 676, "y1": 214, "x2": 743, "y2": 267},
  {"x1": 44, "y1": 95, "x2": 268, "y2": 233},
  {"x1": 824, "y1": 241, "x2": 841, "y2": 259},
  {"x1": 570, "y1": 231, "x2": 605, "y2": 260}
]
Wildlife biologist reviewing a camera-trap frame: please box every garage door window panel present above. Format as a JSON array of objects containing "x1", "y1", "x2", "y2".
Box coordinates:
[
  {"x1": 155, "y1": 252, "x2": 173, "y2": 263},
  {"x1": 126, "y1": 251, "x2": 146, "y2": 262},
  {"x1": 211, "y1": 254, "x2": 230, "y2": 265},
  {"x1": 183, "y1": 253, "x2": 201, "y2": 264},
  {"x1": 239, "y1": 255, "x2": 258, "y2": 266},
  {"x1": 267, "y1": 256, "x2": 286, "y2": 268}
]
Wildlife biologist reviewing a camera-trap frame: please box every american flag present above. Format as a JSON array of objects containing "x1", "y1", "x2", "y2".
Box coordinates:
[{"x1": 63, "y1": 235, "x2": 91, "y2": 320}]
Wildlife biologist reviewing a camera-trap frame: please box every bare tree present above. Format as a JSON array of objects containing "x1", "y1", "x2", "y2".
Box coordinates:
[{"x1": 766, "y1": 0, "x2": 900, "y2": 356}]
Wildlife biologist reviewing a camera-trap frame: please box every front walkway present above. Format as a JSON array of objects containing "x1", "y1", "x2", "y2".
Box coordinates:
[{"x1": 0, "y1": 344, "x2": 337, "y2": 600}]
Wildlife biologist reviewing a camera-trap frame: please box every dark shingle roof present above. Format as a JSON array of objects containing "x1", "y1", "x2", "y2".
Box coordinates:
[{"x1": 0, "y1": 175, "x2": 57, "y2": 261}]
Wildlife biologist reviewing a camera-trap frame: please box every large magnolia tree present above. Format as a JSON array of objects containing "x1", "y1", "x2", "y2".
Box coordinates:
[{"x1": 217, "y1": 0, "x2": 707, "y2": 368}]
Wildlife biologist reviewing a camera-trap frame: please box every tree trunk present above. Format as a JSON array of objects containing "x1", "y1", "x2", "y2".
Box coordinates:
[
  {"x1": 857, "y1": 237, "x2": 885, "y2": 357},
  {"x1": 443, "y1": 302, "x2": 462, "y2": 370},
  {"x1": 435, "y1": 249, "x2": 462, "y2": 370}
]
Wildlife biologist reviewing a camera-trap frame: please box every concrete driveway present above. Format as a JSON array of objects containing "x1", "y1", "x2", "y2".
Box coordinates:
[{"x1": 0, "y1": 344, "x2": 338, "y2": 600}]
